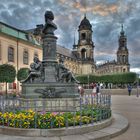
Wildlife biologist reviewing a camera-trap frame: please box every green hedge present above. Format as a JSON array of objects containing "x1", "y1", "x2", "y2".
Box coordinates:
[{"x1": 76, "y1": 72, "x2": 137, "y2": 84}]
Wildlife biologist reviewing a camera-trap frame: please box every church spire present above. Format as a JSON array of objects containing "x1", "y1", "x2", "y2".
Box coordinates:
[
  {"x1": 84, "y1": 13, "x2": 86, "y2": 18},
  {"x1": 74, "y1": 34, "x2": 75, "y2": 45},
  {"x1": 73, "y1": 30, "x2": 77, "y2": 49},
  {"x1": 73, "y1": 31, "x2": 76, "y2": 45},
  {"x1": 120, "y1": 24, "x2": 125, "y2": 36}
]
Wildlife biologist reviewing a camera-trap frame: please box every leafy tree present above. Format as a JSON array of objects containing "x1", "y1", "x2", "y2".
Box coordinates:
[
  {"x1": 17, "y1": 68, "x2": 29, "y2": 81},
  {"x1": 0, "y1": 64, "x2": 16, "y2": 96}
]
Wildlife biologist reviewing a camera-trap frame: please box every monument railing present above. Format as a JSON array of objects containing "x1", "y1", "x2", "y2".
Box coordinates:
[{"x1": 0, "y1": 94, "x2": 111, "y2": 129}]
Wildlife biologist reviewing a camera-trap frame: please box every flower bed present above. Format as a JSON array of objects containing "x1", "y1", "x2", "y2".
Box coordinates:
[{"x1": 0, "y1": 106, "x2": 111, "y2": 129}]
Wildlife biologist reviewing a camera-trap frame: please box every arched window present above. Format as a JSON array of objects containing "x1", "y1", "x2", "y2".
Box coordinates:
[
  {"x1": 23, "y1": 50, "x2": 29, "y2": 64},
  {"x1": 8, "y1": 47, "x2": 14, "y2": 62},
  {"x1": 81, "y1": 48, "x2": 86, "y2": 59},
  {"x1": 123, "y1": 68, "x2": 126, "y2": 72},
  {"x1": 123, "y1": 55, "x2": 125, "y2": 63},
  {"x1": 34, "y1": 52, "x2": 38, "y2": 58},
  {"x1": 81, "y1": 33, "x2": 86, "y2": 40}
]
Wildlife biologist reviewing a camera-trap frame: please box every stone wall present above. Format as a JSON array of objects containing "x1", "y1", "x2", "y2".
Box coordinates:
[{"x1": 85, "y1": 88, "x2": 139, "y2": 95}]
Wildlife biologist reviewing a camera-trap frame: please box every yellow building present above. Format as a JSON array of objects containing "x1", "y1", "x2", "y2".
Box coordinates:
[{"x1": 0, "y1": 22, "x2": 42, "y2": 92}]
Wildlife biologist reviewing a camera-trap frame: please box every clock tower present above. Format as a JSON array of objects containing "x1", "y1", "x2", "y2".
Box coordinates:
[{"x1": 72, "y1": 15, "x2": 95, "y2": 74}]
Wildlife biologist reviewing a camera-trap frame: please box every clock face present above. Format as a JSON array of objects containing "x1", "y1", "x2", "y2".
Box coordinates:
[{"x1": 81, "y1": 40, "x2": 86, "y2": 45}]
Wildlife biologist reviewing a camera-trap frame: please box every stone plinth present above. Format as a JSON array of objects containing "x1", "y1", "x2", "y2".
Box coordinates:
[
  {"x1": 22, "y1": 83, "x2": 79, "y2": 98},
  {"x1": 19, "y1": 97, "x2": 80, "y2": 112}
]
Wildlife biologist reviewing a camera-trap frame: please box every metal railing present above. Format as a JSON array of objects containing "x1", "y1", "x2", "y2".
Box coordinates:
[{"x1": 0, "y1": 94, "x2": 111, "y2": 129}]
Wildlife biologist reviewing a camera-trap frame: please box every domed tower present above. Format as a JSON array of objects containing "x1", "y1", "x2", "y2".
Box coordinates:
[
  {"x1": 74, "y1": 15, "x2": 95, "y2": 61},
  {"x1": 72, "y1": 15, "x2": 95, "y2": 74},
  {"x1": 117, "y1": 25, "x2": 130, "y2": 72}
]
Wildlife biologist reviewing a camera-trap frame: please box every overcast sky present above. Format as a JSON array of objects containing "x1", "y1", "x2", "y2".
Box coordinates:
[{"x1": 0, "y1": 0, "x2": 140, "y2": 73}]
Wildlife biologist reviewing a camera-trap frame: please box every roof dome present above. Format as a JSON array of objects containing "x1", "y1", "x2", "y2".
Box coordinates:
[{"x1": 79, "y1": 16, "x2": 92, "y2": 30}]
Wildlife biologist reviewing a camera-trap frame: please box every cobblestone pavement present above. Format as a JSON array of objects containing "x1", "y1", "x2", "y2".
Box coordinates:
[{"x1": 111, "y1": 95, "x2": 140, "y2": 140}]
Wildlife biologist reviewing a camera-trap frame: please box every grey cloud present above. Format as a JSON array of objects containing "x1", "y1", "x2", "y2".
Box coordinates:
[
  {"x1": 93, "y1": 21, "x2": 119, "y2": 54},
  {"x1": 0, "y1": 0, "x2": 140, "y2": 70},
  {"x1": 0, "y1": 4, "x2": 6, "y2": 9},
  {"x1": 130, "y1": 57, "x2": 140, "y2": 68},
  {"x1": 8, "y1": 4, "x2": 19, "y2": 9}
]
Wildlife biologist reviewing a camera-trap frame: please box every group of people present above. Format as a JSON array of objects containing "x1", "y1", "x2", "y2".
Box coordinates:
[
  {"x1": 78, "y1": 82, "x2": 101, "y2": 97},
  {"x1": 91, "y1": 83, "x2": 101, "y2": 96},
  {"x1": 78, "y1": 82, "x2": 133, "y2": 97},
  {"x1": 78, "y1": 83, "x2": 102, "y2": 105}
]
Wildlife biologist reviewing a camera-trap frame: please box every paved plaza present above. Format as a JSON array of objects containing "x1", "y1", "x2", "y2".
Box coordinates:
[
  {"x1": 111, "y1": 95, "x2": 140, "y2": 140},
  {"x1": 0, "y1": 95, "x2": 139, "y2": 140}
]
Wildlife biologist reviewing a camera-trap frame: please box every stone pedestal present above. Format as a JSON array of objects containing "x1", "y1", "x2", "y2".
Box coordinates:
[
  {"x1": 19, "y1": 97, "x2": 80, "y2": 112},
  {"x1": 22, "y1": 82, "x2": 80, "y2": 112},
  {"x1": 22, "y1": 83, "x2": 79, "y2": 98}
]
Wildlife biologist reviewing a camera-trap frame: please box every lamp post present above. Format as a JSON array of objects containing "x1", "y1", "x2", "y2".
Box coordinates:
[
  {"x1": 88, "y1": 74, "x2": 89, "y2": 89},
  {"x1": 136, "y1": 73, "x2": 139, "y2": 97}
]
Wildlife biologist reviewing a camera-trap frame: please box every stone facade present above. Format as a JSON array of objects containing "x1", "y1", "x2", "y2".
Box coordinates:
[{"x1": 0, "y1": 22, "x2": 42, "y2": 92}]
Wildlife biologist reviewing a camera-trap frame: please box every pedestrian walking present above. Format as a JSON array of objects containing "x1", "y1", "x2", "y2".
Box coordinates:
[
  {"x1": 127, "y1": 84, "x2": 132, "y2": 96},
  {"x1": 78, "y1": 85, "x2": 84, "y2": 97},
  {"x1": 92, "y1": 83, "x2": 96, "y2": 96}
]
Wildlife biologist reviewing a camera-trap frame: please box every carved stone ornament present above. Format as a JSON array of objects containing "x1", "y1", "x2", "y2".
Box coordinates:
[{"x1": 34, "y1": 87, "x2": 66, "y2": 98}]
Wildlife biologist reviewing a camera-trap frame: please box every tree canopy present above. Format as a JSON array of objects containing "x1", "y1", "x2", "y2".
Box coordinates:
[
  {"x1": 76, "y1": 72, "x2": 137, "y2": 84},
  {"x1": 0, "y1": 64, "x2": 16, "y2": 83},
  {"x1": 17, "y1": 68, "x2": 29, "y2": 81}
]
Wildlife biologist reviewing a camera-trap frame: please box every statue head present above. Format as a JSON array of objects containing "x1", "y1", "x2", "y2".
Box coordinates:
[
  {"x1": 45, "y1": 11, "x2": 54, "y2": 23},
  {"x1": 30, "y1": 63, "x2": 35, "y2": 69},
  {"x1": 33, "y1": 56, "x2": 39, "y2": 63}
]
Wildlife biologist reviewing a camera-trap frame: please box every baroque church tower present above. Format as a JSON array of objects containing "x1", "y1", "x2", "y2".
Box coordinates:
[
  {"x1": 72, "y1": 15, "x2": 95, "y2": 74},
  {"x1": 117, "y1": 25, "x2": 130, "y2": 72}
]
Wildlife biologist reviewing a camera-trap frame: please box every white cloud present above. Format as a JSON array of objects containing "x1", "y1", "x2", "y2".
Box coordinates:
[{"x1": 130, "y1": 68, "x2": 140, "y2": 75}]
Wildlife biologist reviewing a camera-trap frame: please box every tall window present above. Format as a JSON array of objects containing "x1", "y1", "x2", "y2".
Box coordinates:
[
  {"x1": 81, "y1": 48, "x2": 86, "y2": 59},
  {"x1": 81, "y1": 33, "x2": 86, "y2": 40},
  {"x1": 0, "y1": 41, "x2": 1, "y2": 60},
  {"x1": 23, "y1": 50, "x2": 29, "y2": 64},
  {"x1": 34, "y1": 52, "x2": 38, "y2": 58},
  {"x1": 8, "y1": 47, "x2": 14, "y2": 62},
  {"x1": 123, "y1": 68, "x2": 126, "y2": 72}
]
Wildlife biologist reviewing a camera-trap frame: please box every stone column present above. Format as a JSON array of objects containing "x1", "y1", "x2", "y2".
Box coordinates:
[{"x1": 42, "y1": 11, "x2": 58, "y2": 83}]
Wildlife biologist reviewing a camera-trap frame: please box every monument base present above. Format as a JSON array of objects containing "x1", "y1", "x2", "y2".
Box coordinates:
[
  {"x1": 21, "y1": 83, "x2": 80, "y2": 111},
  {"x1": 19, "y1": 97, "x2": 80, "y2": 112},
  {"x1": 22, "y1": 83, "x2": 79, "y2": 98}
]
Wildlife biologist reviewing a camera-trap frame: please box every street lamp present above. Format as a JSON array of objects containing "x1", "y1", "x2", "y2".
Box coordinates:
[{"x1": 136, "y1": 73, "x2": 139, "y2": 97}]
